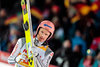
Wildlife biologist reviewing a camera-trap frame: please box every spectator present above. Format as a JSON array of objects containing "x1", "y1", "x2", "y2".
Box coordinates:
[
  {"x1": 72, "y1": 45, "x2": 83, "y2": 67},
  {"x1": 51, "y1": 39, "x2": 73, "y2": 67},
  {"x1": 90, "y1": 37, "x2": 100, "y2": 51},
  {"x1": 52, "y1": 16, "x2": 64, "y2": 43},
  {"x1": 78, "y1": 49, "x2": 98, "y2": 67},
  {"x1": 72, "y1": 29, "x2": 87, "y2": 55},
  {"x1": 7, "y1": 24, "x2": 19, "y2": 53},
  {"x1": 0, "y1": 9, "x2": 9, "y2": 51},
  {"x1": 96, "y1": 51, "x2": 100, "y2": 67}
]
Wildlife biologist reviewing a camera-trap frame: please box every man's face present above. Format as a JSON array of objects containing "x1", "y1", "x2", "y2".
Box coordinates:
[
  {"x1": 87, "y1": 55, "x2": 92, "y2": 60},
  {"x1": 37, "y1": 28, "x2": 50, "y2": 42}
]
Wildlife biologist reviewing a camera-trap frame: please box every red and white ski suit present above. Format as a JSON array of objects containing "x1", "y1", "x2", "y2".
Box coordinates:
[{"x1": 8, "y1": 37, "x2": 54, "y2": 67}]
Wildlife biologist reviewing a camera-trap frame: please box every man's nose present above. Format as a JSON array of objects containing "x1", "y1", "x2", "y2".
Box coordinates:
[{"x1": 41, "y1": 33, "x2": 44, "y2": 37}]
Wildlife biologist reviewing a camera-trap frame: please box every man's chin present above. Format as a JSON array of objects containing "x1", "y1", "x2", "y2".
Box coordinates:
[{"x1": 39, "y1": 39, "x2": 44, "y2": 42}]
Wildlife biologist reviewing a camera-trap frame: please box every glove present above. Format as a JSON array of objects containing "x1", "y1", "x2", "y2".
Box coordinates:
[
  {"x1": 31, "y1": 46, "x2": 39, "y2": 57},
  {"x1": 15, "y1": 52, "x2": 26, "y2": 63}
]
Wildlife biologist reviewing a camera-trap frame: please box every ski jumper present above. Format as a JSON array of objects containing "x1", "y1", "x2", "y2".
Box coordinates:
[{"x1": 8, "y1": 37, "x2": 54, "y2": 67}]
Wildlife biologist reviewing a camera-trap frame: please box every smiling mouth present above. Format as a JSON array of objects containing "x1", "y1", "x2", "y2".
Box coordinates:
[{"x1": 40, "y1": 37, "x2": 44, "y2": 40}]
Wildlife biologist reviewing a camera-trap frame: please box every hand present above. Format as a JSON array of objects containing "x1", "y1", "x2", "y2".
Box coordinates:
[
  {"x1": 15, "y1": 52, "x2": 26, "y2": 63},
  {"x1": 31, "y1": 46, "x2": 39, "y2": 57}
]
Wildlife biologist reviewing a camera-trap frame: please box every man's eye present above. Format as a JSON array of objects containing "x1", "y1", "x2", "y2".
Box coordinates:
[{"x1": 45, "y1": 34, "x2": 48, "y2": 36}]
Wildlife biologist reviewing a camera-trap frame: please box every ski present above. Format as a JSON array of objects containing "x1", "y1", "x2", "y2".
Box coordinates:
[{"x1": 21, "y1": 0, "x2": 35, "y2": 67}]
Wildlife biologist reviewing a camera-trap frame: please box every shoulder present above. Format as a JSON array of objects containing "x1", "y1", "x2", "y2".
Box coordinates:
[
  {"x1": 17, "y1": 37, "x2": 26, "y2": 47},
  {"x1": 45, "y1": 47, "x2": 54, "y2": 56},
  {"x1": 46, "y1": 47, "x2": 53, "y2": 53},
  {"x1": 93, "y1": 60, "x2": 98, "y2": 65},
  {"x1": 17, "y1": 37, "x2": 26, "y2": 43},
  {"x1": 18, "y1": 37, "x2": 25, "y2": 42}
]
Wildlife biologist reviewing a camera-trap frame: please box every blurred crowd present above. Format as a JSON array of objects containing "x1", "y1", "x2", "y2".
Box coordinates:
[{"x1": 0, "y1": 0, "x2": 100, "y2": 67}]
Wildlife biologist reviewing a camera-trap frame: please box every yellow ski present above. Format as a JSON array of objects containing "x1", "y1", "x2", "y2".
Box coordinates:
[{"x1": 21, "y1": 0, "x2": 35, "y2": 67}]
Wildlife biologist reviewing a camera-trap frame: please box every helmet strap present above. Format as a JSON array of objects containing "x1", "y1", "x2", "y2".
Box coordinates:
[{"x1": 34, "y1": 37, "x2": 44, "y2": 47}]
